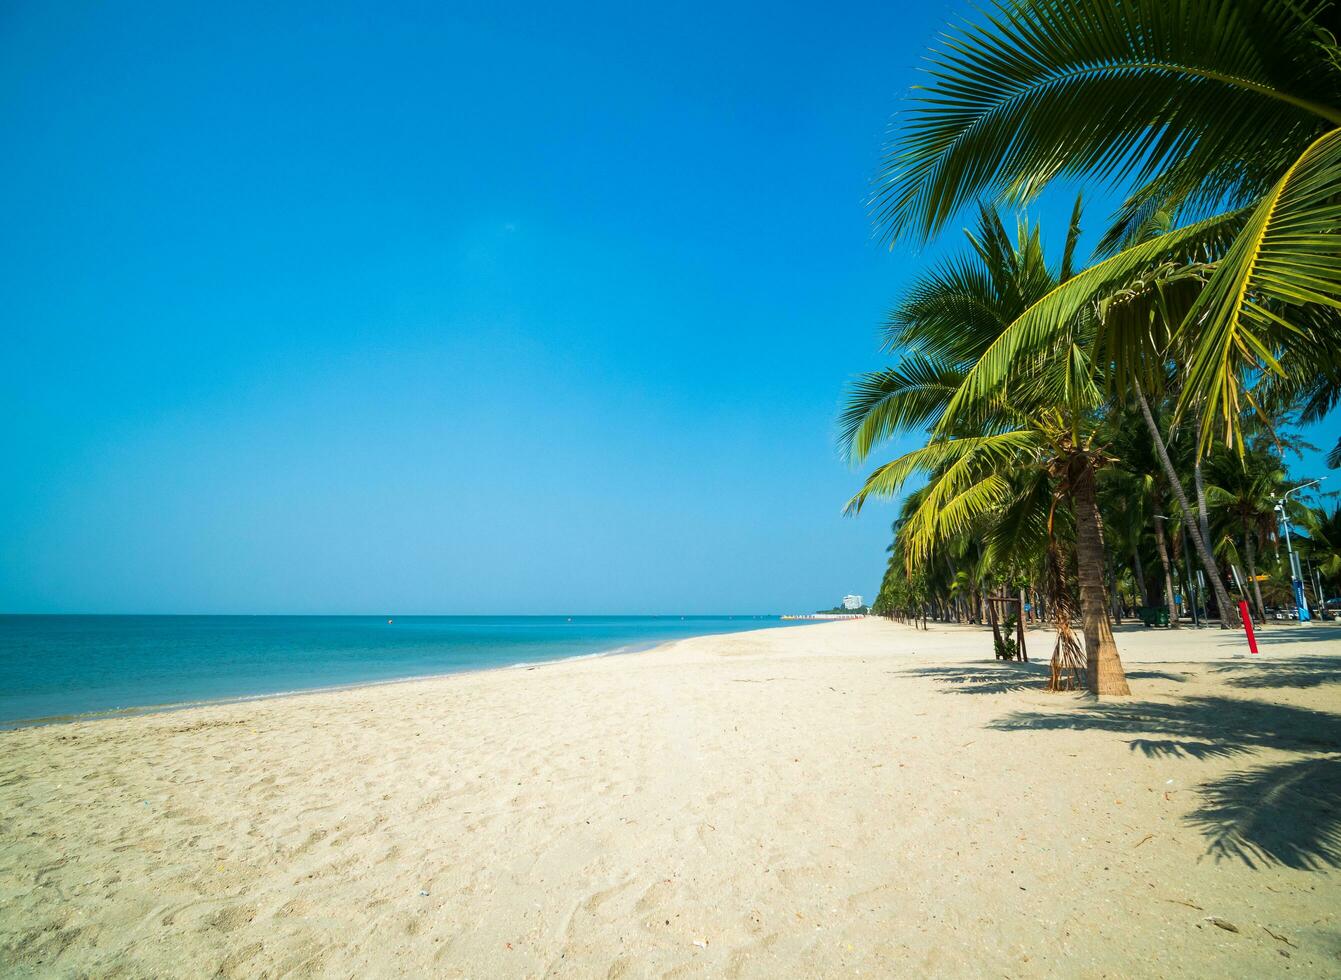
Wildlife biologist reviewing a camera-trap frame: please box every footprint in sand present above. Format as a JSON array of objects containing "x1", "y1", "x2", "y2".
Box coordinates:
[{"x1": 205, "y1": 904, "x2": 257, "y2": 933}]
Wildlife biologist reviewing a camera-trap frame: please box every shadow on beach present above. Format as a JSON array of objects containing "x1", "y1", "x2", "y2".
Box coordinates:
[
  {"x1": 1211, "y1": 655, "x2": 1341, "y2": 689},
  {"x1": 1109, "y1": 621, "x2": 1341, "y2": 647},
  {"x1": 1238, "y1": 622, "x2": 1341, "y2": 646},
  {"x1": 985, "y1": 694, "x2": 1341, "y2": 871},
  {"x1": 901, "y1": 662, "x2": 1050, "y2": 695},
  {"x1": 902, "y1": 662, "x2": 1189, "y2": 695}
]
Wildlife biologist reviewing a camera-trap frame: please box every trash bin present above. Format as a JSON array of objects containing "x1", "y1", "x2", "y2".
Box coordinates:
[{"x1": 1139, "y1": 606, "x2": 1170, "y2": 627}]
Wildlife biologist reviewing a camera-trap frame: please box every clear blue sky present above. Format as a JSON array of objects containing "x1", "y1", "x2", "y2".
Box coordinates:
[{"x1": 2, "y1": 1, "x2": 1334, "y2": 614}]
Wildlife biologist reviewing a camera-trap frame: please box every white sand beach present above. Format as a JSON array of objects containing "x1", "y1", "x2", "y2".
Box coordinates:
[{"x1": 2, "y1": 618, "x2": 1339, "y2": 977}]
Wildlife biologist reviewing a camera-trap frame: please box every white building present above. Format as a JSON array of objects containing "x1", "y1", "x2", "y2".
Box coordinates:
[{"x1": 842, "y1": 594, "x2": 864, "y2": 610}]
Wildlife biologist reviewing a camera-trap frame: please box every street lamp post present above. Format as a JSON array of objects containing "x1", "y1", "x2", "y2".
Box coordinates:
[{"x1": 1272, "y1": 478, "x2": 1325, "y2": 623}]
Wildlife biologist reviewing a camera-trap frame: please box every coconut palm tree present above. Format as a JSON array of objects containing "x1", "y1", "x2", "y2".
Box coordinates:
[
  {"x1": 1097, "y1": 470, "x2": 1152, "y2": 609},
  {"x1": 851, "y1": 406, "x2": 1127, "y2": 691},
  {"x1": 1303, "y1": 504, "x2": 1341, "y2": 595},
  {"x1": 839, "y1": 201, "x2": 1075, "y2": 460},
  {"x1": 873, "y1": 0, "x2": 1341, "y2": 459},
  {"x1": 1280, "y1": 340, "x2": 1341, "y2": 469},
  {"x1": 1100, "y1": 402, "x2": 1201, "y2": 624},
  {"x1": 1205, "y1": 451, "x2": 1286, "y2": 620},
  {"x1": 842, "y1": 205, "x2": 1131, "y2": 695}
]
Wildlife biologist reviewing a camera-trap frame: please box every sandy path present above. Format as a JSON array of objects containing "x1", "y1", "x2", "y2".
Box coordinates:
[{"x1": 1, "y1": 618, "x2": 1339, "y2": 977}]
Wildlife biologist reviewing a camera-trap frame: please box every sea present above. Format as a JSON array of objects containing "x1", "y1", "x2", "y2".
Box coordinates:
[{"x1": 0, "y1": 614, "x2": 816, "y2": 727}]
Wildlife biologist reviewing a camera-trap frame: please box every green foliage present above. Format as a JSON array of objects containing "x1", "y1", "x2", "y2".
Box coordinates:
[
  {"x1": 872, "y1": 0, "x2": 1341, "y2": 243},
  {"x1": 847, "y1": 0, "x2": 1341, "y2": 645},
  {"x1": 871, "y1": 0, "x2": 1341, "y2": 455}
]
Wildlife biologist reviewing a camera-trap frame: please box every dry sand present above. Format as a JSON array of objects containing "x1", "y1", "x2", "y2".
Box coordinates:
[{"x1": 2, "y1": 617, "x2": 1339, "y2": 977}]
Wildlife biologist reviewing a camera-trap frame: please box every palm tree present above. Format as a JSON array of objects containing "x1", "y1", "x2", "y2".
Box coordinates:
[
  {"x1": 1098, "y1": 474, "x2": 1152, "y2": 609},
  {"x1": 873, "y1": 0, "x2": 1341, "y2": 462},
  {"x1": 1282, "y1": 346, "x2": 1341, "y2": 469},
  {"x1": 1205, "y1": 451, "x2": 1286, "y2": 620},
  {"x1": 842, "y1": 206, "x2": 1131, "y2": 695},
  {"x1": 1101, "y1": 405, "x2": 1194, "y2": 623},
  {"x1": 839, "y1": 202, "x2": 1075, "y2": 460},
  {"x1": 1303, "y1": 504, "x2": 1341, "y2": 596},
  {"x1": 1150, "y1": 486, "x2": 1182, "y2": 627}
]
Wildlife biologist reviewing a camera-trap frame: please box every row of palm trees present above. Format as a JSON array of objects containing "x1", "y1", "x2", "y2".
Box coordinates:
[{"x1": 842, "y1": 0, "x2": 1341, "y2": 696}]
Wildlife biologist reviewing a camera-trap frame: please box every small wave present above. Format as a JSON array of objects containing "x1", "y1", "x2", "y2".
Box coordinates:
[{"x1": 509, "y1": 646, "x2": 640, "y2": 670}]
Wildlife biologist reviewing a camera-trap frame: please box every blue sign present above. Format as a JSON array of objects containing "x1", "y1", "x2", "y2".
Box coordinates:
[
  {"x1": 1293, "y1": 579, "x2": 1311, "y2": 622},
  {"x1": 1023, "y1": 603, "x2": 1032, "y2": 612}
]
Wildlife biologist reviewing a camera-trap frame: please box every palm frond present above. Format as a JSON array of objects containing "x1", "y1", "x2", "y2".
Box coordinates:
[
  {"x1": 872, "y1": 0, "x2": 1341, "y2": 241},
  {"x1": 900, "y1": 474, "x2": 1019, "y2": 565},
  {"x1": 1178, "y1": 126, "x2": 1341, "y2": 452},
  {"x1": 933, "y1": 208, "x2": 1247, "y2": 429},
  {"x1": 839, "y1": 357, "x2": 966, "y2": 461},
  {"x1": 843, "y1": 429, "x2": 1042, "y2": 515},
  {"x1": 1060, "y1": 192, "x2": 1084, "y2": 282},
  {"x1": 884, "y1": 256, "x2": 1007, "y2": 362},
  {"x1": 983, "y1": 468, "x2": 1054, "y2": 569}
]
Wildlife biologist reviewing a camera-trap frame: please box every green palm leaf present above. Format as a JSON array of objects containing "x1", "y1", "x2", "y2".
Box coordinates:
[
  {"x1": 1178, "y1": 126, "x2": 1341, "y2": 450},
  {"x1": 982, "y1": 468, "x2": 1054, "y2": 569},
  {"x1": 843, "y1": 429, "x2": 1042, "y2": 515},
  {"x1": 934, "y1": 208, "x2": 1247, "y2": 428},
  {"x1": 839, "y1": 358, "x2": 966, "y2": 462},
  {"x1": 873, "y1": 0, "x2": 1341, "y2": 241}
]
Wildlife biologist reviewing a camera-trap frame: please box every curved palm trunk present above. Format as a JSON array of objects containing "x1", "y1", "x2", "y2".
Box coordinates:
[
  {"x1": 1071, "y1": 461, "x2": 1131, "y2": 696},
  {"x1": 1134, "y1": 382, "x2": 1241, "y2": 627}
]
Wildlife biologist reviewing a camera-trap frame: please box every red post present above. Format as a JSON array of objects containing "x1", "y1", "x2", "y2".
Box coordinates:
[{"x1": 1239, "y1": 600, "x2": 1258, "y2": 654}]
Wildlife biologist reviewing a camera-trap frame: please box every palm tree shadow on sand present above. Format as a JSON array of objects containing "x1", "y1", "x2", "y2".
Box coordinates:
[
  {"x1": 983, "y1": 693, "x2": 1341, "y2": 870},
  {"x1": 902, "y1": 662, "x2": 1188, "y2": 695},
  {"x1": 1210, "y1": 654, "x2": 1341, "y2": 689}
]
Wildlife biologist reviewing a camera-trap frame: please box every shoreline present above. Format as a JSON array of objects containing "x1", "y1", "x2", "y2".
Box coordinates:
[{"x1": 0, "y1": 617, "x2": 834, "y2": 731}]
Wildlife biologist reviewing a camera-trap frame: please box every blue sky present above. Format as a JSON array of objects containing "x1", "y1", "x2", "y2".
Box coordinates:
[{"x1": 2, "y1": 1, "x2": 1335, "y2": 614}]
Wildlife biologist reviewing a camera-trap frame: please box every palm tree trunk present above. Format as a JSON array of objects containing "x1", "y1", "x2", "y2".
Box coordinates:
[
  {"x1": 1070, "y1": 459, "x2": 1131, "y2": 696},
  {"x1": 1245, "y1": 524, "x2": 1267, "y2": 623},
  {"x1": 1132, "y1": 547, "x2": 1151, "y2": 606},
  {"x1": 1111, "y1": 579, "x2": 1123, "y2": 622},
  {"x1": 988, "y1": 589, "x2": 1004, "y2": 656},
  {"x1": 1133, "y1": 381, "x2": 1241, "y2": 627},
  {"x1": 1152, "y1": 496, "x2": 1180, "y2": 629},
  {"x1": 1192, "y1": 418, "x2": 1218, "y2": 618}
]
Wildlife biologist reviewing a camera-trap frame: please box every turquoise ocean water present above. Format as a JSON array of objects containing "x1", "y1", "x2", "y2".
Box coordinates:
[{"x1": 0, "y1": 615, "x2": 815, "y2": 726}]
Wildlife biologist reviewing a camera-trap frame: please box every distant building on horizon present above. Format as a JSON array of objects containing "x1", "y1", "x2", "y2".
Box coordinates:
[{"x1": 842, "y1": 594, "x2": 863, "y2": 610}]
